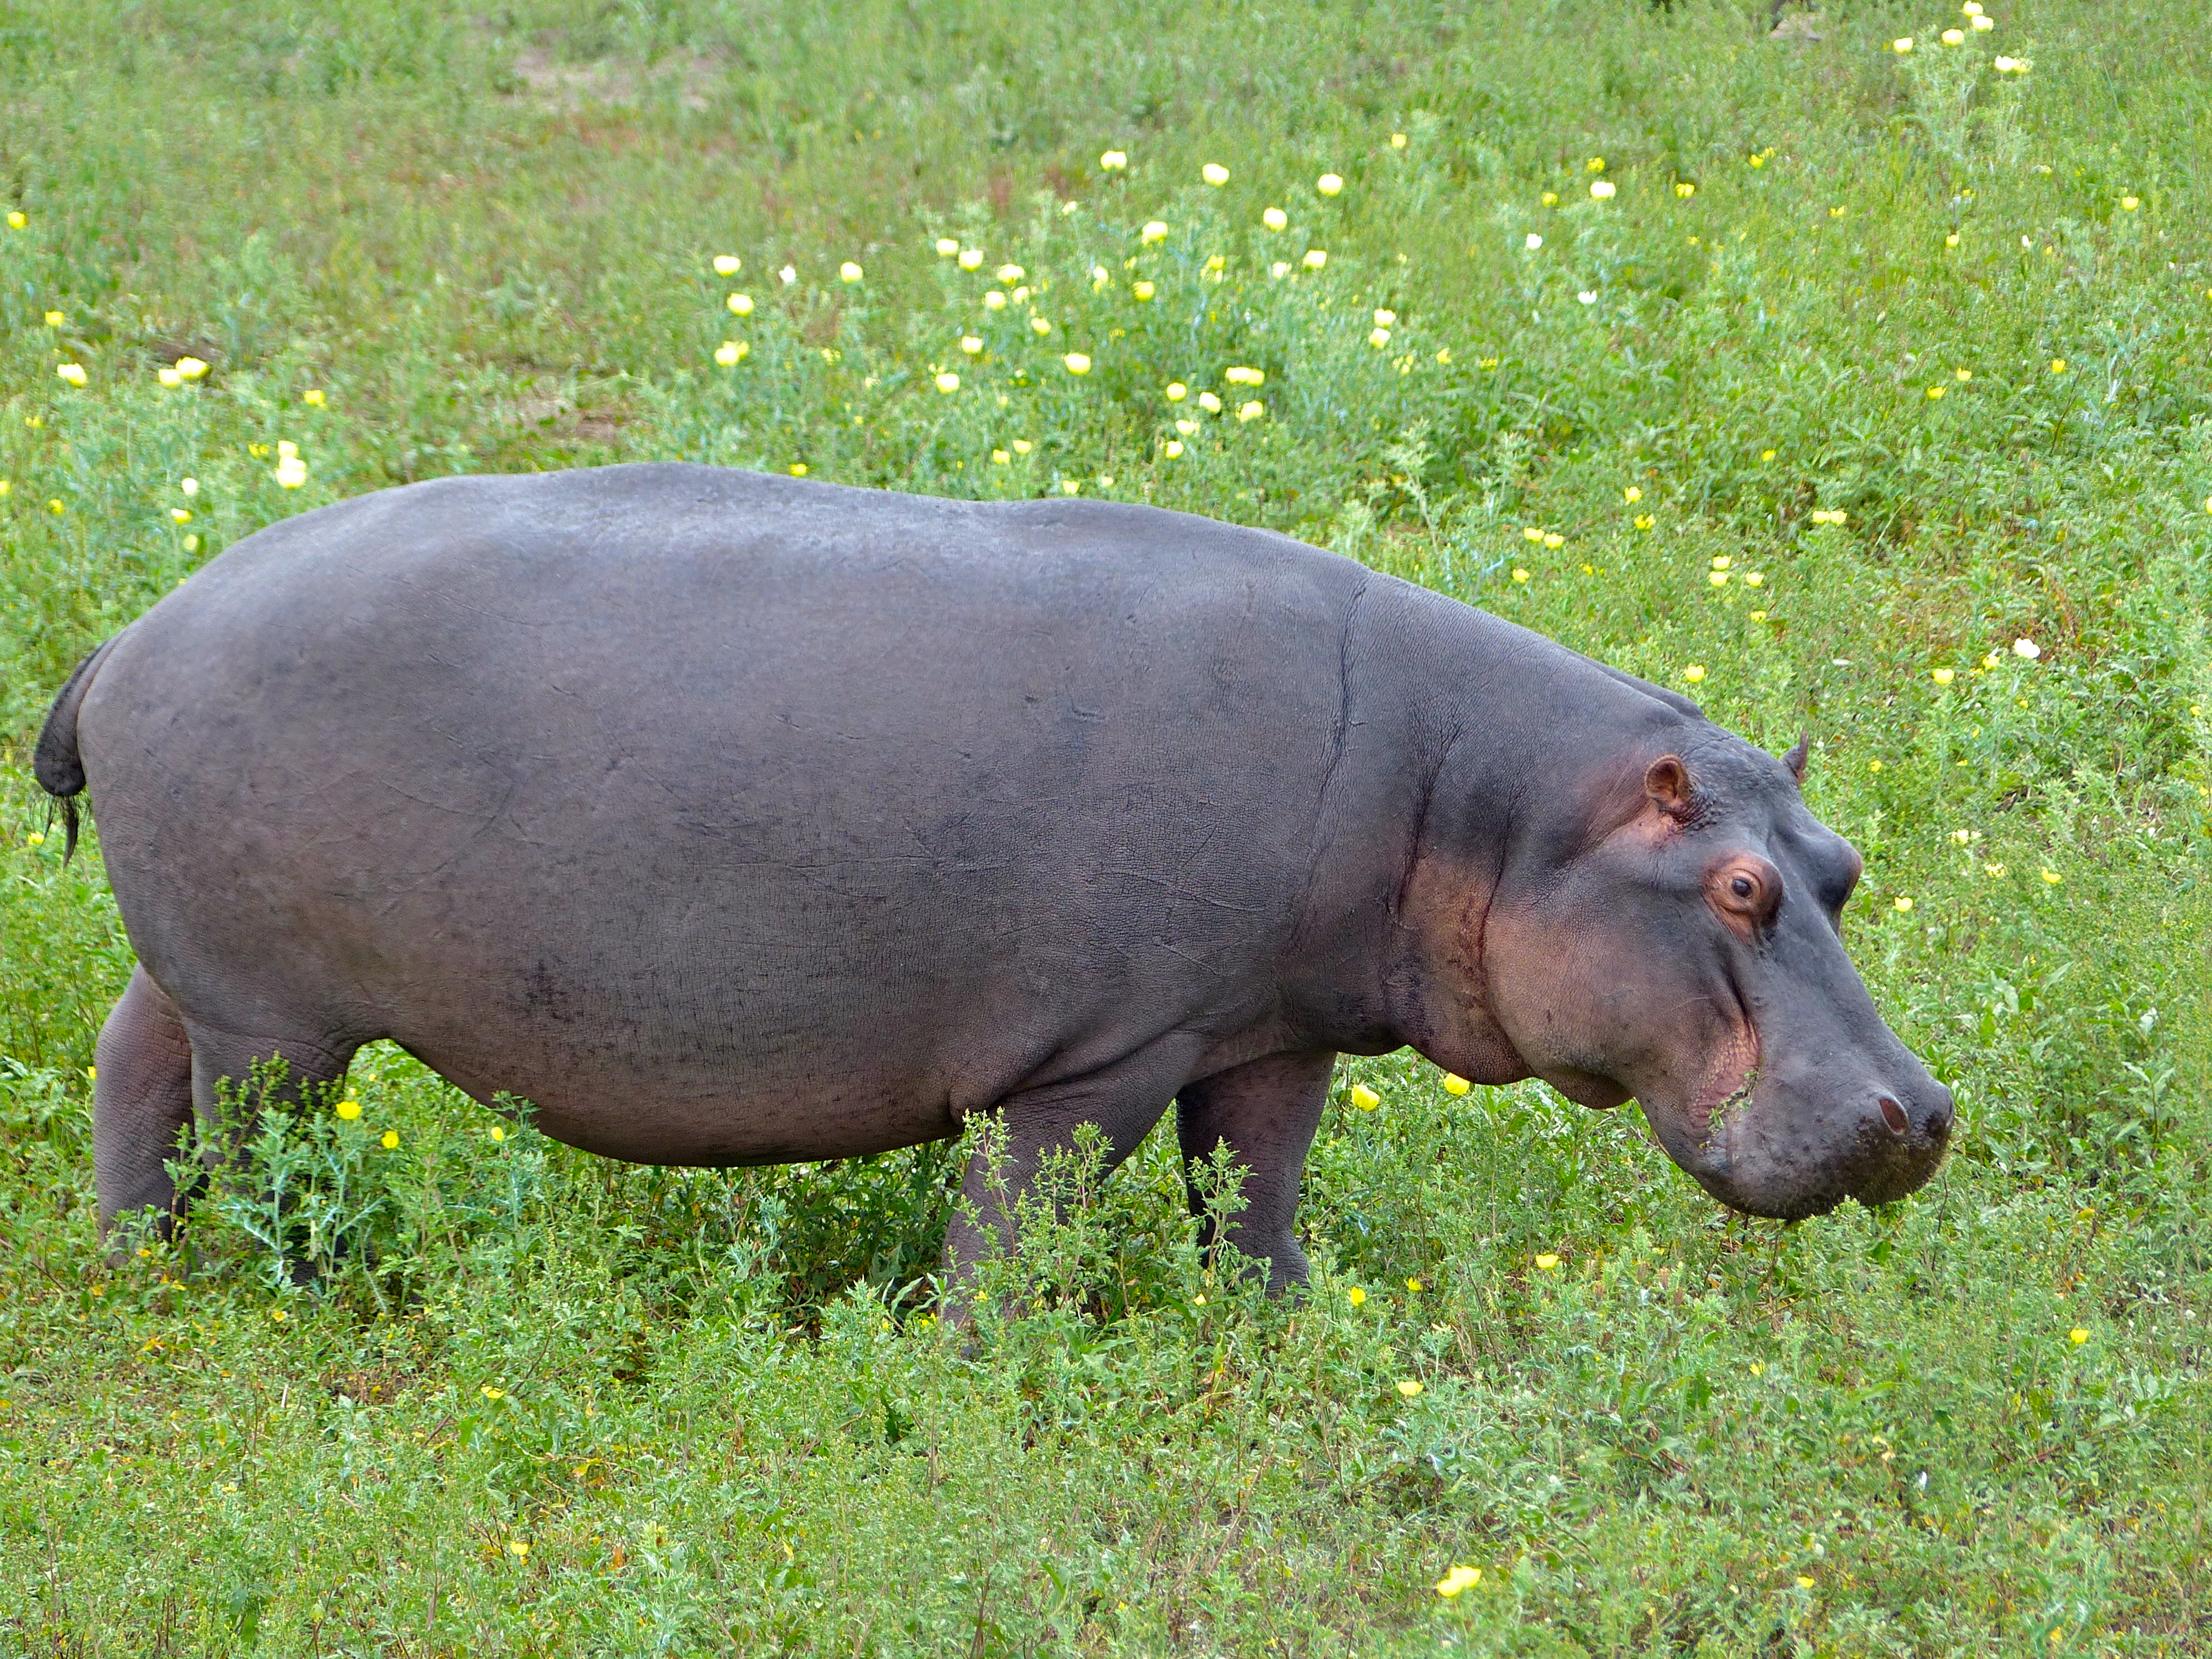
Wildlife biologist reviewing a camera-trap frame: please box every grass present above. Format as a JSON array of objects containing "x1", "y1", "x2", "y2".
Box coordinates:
[{"x1": 2, "y1": 0, "x2": 2210, "y2": 1651}]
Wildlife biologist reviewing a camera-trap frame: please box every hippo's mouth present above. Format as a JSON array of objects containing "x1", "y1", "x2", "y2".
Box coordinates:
[{"x1": 1684, "y1": 1014, "x2": 1761, "y2": 1152}]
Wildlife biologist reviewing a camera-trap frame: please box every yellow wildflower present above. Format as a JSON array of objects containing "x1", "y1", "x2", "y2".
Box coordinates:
[
  {"x1": 1237, "y1": 400, "x2": 1264, "y2": 421},
  {"x1": 1683, "y1": 665, "x2": 1707, "y2": 684},
  {"x1": 5, "y1": 211, "x2": 22, "y2": 228},
  {"x1": 2042, "y1": 869, "x2": 2063, "y2": 885},
  {"x1": 381, "y1": 1130, "x2": 399, "y2": 1149},
  {"x1": 1099, "y1": 150, "x2": 1127, "y2": 171},
  {"x1": 1589, "y1": 180, "x2": 1616, "y2": 200},
  {"x1": 1140, "y1": 220, "x2": 1168, "y2": 243},
  {"x1": 1634, "y1": 514, "x2": 1654, "y2": 530},
  {"x1": 727, "y1": 293, "x2": 753, "y2": 316},
  {"x1": 335, "y1": 1098, "x2": 361, "y2": 1120},
  {"x1": 1063, "y1": 352, "x2": 1092, "y2": 375},
  {"x1": 1013, "y1": 439, "x2": 1032, "y2": 454},
  {"x1": 996, "y1": 263, "x2": 1024, "y2": 283},
  {"x1": 959, "y1": 336, "x2": 982, "y2": 356},
  {"x1": 1512, "y1": 568, "x2": 1530, "y2": 583},
  {"x1": 2121, "y1": 196, "x2": 2139, "y2": 211},
  {"x1": 1397, "y1": 1379, "x2": 1423, "y2": 1397},
  {"x1": 1346, "y1": 1285, "x2": 1366, "y2": 1306},
  {"x1": 1542, "y1": 533, "x2": 1563, "y2": 549},
  {"x1": 1198, "y1": 391, "x2": 1223, "y2": 413},
  {"x1": 1317, "y1": 173, "x2": 1344, "y2": 196},
  {"x1": 1030, "y1": 316, "x2": 1052, "y2": 336},
  {"x1": 176, "y1": 357, "x2": 208, "y2": 379},
  {"x1": 1165, "y1": 382, "x2": 1187, "y2": 401},
  {"x1": 933, "y1": 239, "x2": 958, "y2": 258},
  {"x1": 1163, "y1": 441, "x2": 1183, "y2": 458},
  {"x1": 1132, "y1": 280, "x2": 1155, "y2": 300},
  {"x1": 1390, "y1": 133, "x2": 1408, "y2": 150},
  {"x1": 1624, "y1": 486, "x2": 1642, "y2": 504},
  {"x1": 1436, "y1": 1566, "x2": 1481, "y2": 1597},
  {"x1": 2050, "y1": 358, "x2": 2067, "y2": 373},
  {"x1": 1201, "y1": 162, "x2": 1229, "y2": 186},
  {"x1": 1894, "y1": 897, "x2": 1913, "y2": 912},
  {"x1": 991, "y1": 449, "x2": 1009, "y2": 465},
  {"x1": 839, "y1": 262, "x2": 863, "y2": 283},
  {"x1": 1349, "y1": 1083, "x2": 1381, "y2": 1110},
  {"x1": 714, "y1": 341, "x2": 748, "y2": 366},
  {"x1": 55, "y1": 363, "x2": 86, "y2": 387},
  {"x1": 1262, "y1": 207, "x2": 1287, "y2": 231},
  {"x1": 489, "y1": 1124, "x2": 507, "y2": 1142},
  {"x1": 1369, "y1": 327, "x2": 1391, "y2": 348},
  {"x1": 1302, "y1": 249, "x2": 1327, "y2": 269},
  {"x1": 44, "y1": 310, "x2": 63, "y2": 326},
  {"x1": 508, "y1": 1539, "x2": 529, "y2": 1558},
  {"x1": 1442, "y1": 1073, "x2": 1470, "y2": 1095},
  {"x1": 1225, "y1": 366, "x2": 1264, "y2": 385},
  {"x1": 958, "y1": 248, "x2": 984, "y2": 270},
  {"x1": 2068, "y1": 1327, "x2": 2089, "y2": 1344},
  {"x1": 933, "y1": 372, "x2": 960, "y2": 393},
  {"x1": 1676, "y1": 181, "x2": 1695, "y2": 198},
  {"x1": 1535, "y1": 1253, "x2": 1561, "y2": 1270},
  {"x1": 1942, "y1": 28, "x2": 1965, "y2": 44}
]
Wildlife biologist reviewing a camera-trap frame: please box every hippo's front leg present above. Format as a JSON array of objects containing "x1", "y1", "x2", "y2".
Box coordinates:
[
  {"x1": 1175, "y1": 1049, "x2": 1334, "y2": 1293},
  {"x1": 940, "y1": 1039, "x2": 1201, "y2": 1302}
]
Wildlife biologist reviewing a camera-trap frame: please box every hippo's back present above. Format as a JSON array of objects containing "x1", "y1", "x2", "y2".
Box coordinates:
[{"x1": 77, "y1": 466, "x2": 1375, "y2": 1161}]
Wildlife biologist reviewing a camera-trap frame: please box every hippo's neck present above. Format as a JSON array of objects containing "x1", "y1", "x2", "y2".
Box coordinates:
[{"x1": 1282, "y1": 577, "x2": 1700, "y2": 1076}]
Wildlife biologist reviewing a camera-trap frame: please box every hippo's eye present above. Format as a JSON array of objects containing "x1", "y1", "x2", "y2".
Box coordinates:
[{"x1": 1707, "y1": 858, "x2": 1780, "y2": 934}]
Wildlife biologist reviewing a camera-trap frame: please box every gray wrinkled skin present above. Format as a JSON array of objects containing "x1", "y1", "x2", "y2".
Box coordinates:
[{"x1": 39, "y1": 465, "x2": 1952, "y2": 1287}]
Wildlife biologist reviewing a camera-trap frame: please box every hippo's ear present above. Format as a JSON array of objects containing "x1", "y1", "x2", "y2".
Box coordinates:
[
  {"x1": 1644, "y1": 755, "x2": 1696, "y2": 820},
  {"x1": 1783, "y1": 734, "x2": 1809, "y2": 785}
]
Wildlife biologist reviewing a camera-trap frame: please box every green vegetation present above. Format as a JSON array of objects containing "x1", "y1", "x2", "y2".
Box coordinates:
[{"x1": 3, "y1": 0, "x2": 2209, "y2": 1650}]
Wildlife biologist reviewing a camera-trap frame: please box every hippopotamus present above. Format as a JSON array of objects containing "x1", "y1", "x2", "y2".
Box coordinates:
[{"x1": 36, "y1": 465, "x2": 1952, "y2": 1285}]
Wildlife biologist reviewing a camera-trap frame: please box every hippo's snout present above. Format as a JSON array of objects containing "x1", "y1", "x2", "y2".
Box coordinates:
[{"x1": 1692, "y1": 1067, "x2": 1954, "y2": 1222}]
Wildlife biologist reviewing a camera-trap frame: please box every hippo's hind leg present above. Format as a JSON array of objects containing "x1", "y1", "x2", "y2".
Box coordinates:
[
  {"x1": 93, "y1": 967, "x2": 197, "y2": 1235},
  {"x1": 182, "y1": 1018, "x2": 357, "y2": 1149},
  {"x1": 95, "y1": 967, "x2": 361, "y2": 1242},
  {"x1": 1174, "y1": 1048, "x2": 1335, "y2": 1293}
]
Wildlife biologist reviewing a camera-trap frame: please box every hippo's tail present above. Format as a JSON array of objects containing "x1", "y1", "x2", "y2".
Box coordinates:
[{"x1": 33, "y1": 638, "x2": 118, "y2": 864}]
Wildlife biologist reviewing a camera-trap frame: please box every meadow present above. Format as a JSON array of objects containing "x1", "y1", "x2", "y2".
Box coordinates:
[{"x1": 1, "y1": 0, "x2": 2209, "y2": 1651}]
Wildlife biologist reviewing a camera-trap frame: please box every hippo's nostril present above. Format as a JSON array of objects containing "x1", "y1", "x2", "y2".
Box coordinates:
[{"x1": 1877, "y1": 1094, "x2": 1910, "y2": 1136}]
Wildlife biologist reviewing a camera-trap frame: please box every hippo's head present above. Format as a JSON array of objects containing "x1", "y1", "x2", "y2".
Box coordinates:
[{"x1": 1407, "y1": 726, "x2": 1952, "y2": 1220}]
